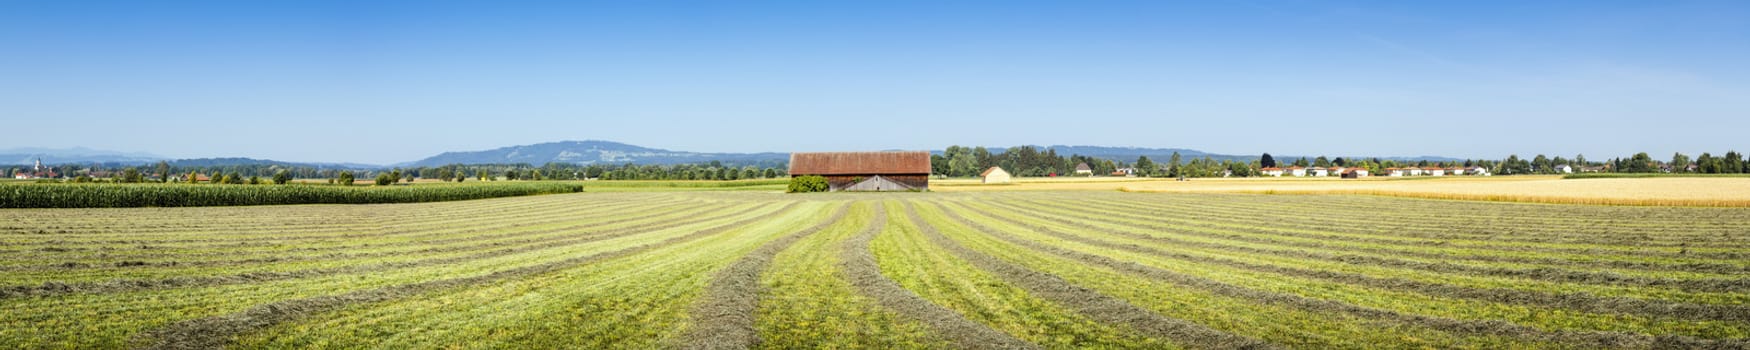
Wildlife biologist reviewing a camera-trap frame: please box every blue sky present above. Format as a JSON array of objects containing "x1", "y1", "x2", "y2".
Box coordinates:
[{"x1": 3, "y1": 1, "x2": 1747, "y2": 164}]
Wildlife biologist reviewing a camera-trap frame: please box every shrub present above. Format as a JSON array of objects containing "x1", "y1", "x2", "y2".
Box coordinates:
[
  {"x1": 337, "y1": 171, "x2": 355, "y2": 186},
  {"x1": 787, "y1": 175, "x2": 828, "y2": 193},
  {"x1": 375, "y1": 173, "x2": 395, "y2": 186}
]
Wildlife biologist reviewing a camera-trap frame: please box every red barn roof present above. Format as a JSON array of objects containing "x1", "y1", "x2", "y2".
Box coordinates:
[{"x1": 789, "y1": 151, "x2": 931, "y2": 175}]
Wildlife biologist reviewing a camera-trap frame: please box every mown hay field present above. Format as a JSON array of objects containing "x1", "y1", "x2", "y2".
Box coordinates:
[
  {"x1": 939, "y1": 176, "x2": 1750, "y2": 207},
  {"x1": 3, "y1": 191, "x2": 1748, "y2": 348}
]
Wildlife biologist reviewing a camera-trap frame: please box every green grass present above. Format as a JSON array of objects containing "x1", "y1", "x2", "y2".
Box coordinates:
[
  {"x1": 2, "y1": 191, "x2": 1747, "y2": 348},
  {"x1": 0, "y1": 181, "x2": 584, "y2": 208}
]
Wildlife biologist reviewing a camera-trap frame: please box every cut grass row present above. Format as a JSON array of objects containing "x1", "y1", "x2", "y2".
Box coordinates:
[{"x1": 0, "y1": 182, "x2": 585, "y2": 208}]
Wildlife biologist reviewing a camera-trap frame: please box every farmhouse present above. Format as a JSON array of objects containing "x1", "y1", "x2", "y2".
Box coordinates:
[
  {"x1": 980, "y1": 166, "x2": 1011, "y2": 184},
  {"x1": 1425, "y1": 167, "x2": 1445, "y2": 176},
  {"x1": 1073, "y1": 163, "x2": 1093, "y2": 176},
  {"x1": 1553, "y1": 164, "x2": 1574, "y2": 173},
  {"x1": 1341, "y1": 168, "x2": 1369, "y2": 178},
  {"x1": 1287, "y1": 166, "x2": 1307, "y2": 177},
  {"x1": 1312, "y1": 167, "x2": 1331, "y2": 177},
  {"x1": 1260, "y1": 167, "x2": 1285, "y2": 177},
  {"x1": 789, "y1": 151, "x2": 931, "y2": 192},
  {"x1": 1469, "y1": 166, "x2": 1492, "y2": 176}
]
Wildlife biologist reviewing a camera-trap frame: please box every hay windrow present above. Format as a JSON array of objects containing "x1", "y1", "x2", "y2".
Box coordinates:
[
  {"x1": 671, "y1": 203, "x2": 850, "y2": 349},
  {"x1": 938, "y1": 203, "x2": 1748, "y2": 349},
  {"x1": 968, "y1": 201, "x2": 1750, "y2": 323},
  {"x1": 902, "y1": 201, "x2": 1274, "y2": 349},
  {"x1": 129, "y1": 202, "x2": 802, "y2": 350},
  {"x1": 982, "y1": 199, "x2": 1750, "y2": 293},
  {"x1": 2, "y1": 202, "x2": 753, "y2": 300},
  {"x1": 837, "y1": 203, "x2": 1036, "y2": 349}
]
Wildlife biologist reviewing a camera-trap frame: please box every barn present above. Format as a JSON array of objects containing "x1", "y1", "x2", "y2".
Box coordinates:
[
  {"x1": 789, "y1": 151, "x2": 931, "y2": 191},
  {"x1": 980, "y1": 166, "x2": 1011, "y2": 184}
]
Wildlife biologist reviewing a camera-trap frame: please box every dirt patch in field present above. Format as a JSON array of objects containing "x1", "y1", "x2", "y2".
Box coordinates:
[
  {"x1": 130, "y1": 202, "x2": 802, "y2": 350},
  {"x1": 838, "y1": 203, "x2": 1036, "y2": 349},
  {"x1": 938, "y1": 204, "x2": 1748, "y2": 348},
  {"x1": 671, "y1": 203, "x2": 849, "y2": 350},
  {"x1": 902, "y1": 202, "x2": 1273, "y2": 349}
]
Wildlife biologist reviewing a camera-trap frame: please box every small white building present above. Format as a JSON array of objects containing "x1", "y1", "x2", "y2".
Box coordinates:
[
  {"x1": 1288, "y1": 166, "x2": 1307, "y2": 177},
  {"x1": 1426, "y1": 167, "x2": 1445, "y2": 176},
  {"x1": 1342, "y1": 168, "x2": 1369, "y2": 178},
  {"x1": 980, "y1": 167, "x2": 1011, "y2": 184},
  {"x1": 1469, "y1": 166, "x2": 1492, "y2": 176},
  {"x1": 1387, "y1": 168, "x2": 1407, "y2": 177},
  {"x1": 1553, "y1": 164, "x2": 1573, "y2": 173},
  {"x1": 1073, "y1": 163, "x2": 1093, "y2": 176},
  {"x1": 1311, "y1": 167, "x2": 1330, "y2": 177},
  {"x1": 1260, "y1": 167, "x2": 1285, "y2": 177}
]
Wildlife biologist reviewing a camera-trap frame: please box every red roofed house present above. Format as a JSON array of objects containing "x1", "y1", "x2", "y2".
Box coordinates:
[
  {"x1": 1260, "y1": 167, "x2": 1285, "y2": 177},
  {"x1": 789, "y1": 151, "x2": 931, "y2": 192}
]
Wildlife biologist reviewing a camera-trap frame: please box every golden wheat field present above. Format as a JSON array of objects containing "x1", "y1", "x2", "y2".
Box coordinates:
[{"x1": 936, "y1": 176, "x2": 1750, "y2": 207}]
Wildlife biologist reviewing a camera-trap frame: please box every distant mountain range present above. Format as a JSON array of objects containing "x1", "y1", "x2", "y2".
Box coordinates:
[
  {"x1": 1, "y1": 147, "x2": 165, "y2": 165},
  {"x1": 5, "y1": 142, "x2": 1461, "y2": 169},
  {"x1": 399, "y1": 140, "x2": 792, "y2": 167}
]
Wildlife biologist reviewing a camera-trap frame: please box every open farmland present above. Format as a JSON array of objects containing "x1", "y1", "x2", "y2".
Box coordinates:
[
  {"x1": 939, "y1": 176, "x2": 1750, "y2": 207},
  {"x1": 3, "y1": 191, "x2": 1749, "y2": 349}
]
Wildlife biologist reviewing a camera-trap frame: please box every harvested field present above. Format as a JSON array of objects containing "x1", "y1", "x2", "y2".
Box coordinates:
[
  {"x1": 3, "y1": 191, "x2": 1748, "y2": 348},
  {"x1": 939, "y1": 176, "x2": 1750, "y2": 207}
]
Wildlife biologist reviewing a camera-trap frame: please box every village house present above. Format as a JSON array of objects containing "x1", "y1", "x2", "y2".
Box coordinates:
[
  {"x1": 1447, "y1": 167, "x2": 1465, "y2": 176},
  {"x1": 1425, "y1": 167, "x2": 1445, "y2": 176},
  {"x1": 1312, "y1": 167, "x2": 1331, "y2": 177},
  {"x1": 1073, "y1": 163, "x2": 1093, "y2": 176},
  {"x1": 1553, "y1": 164, "x2": 1573, "y2": 173},
  {"x1": 1287, "y1": 166, "x2": 1307, "y2": 177},
  {"x1": 789, "y1": 151, "x2": 931, "y2": 191},
  {"x1": 980, "y1": 166, "x2": 1011, "y2": 184},
  {"x1": 1385, "y1": 168, "x2": 1407, "y2": 177},
  {"x1": 1469, "y1": 166, "x2": 1492, "y2": 176},
  {"x1": 1114, "y1": 167, "x2": 1136, "y2": 176},
  {"x1": 1260, "y1": 167, "x2": 1285, "y2": 177},
  {"x1": 1341, "y1": 168, "x2": 1369, "y2": 178}
]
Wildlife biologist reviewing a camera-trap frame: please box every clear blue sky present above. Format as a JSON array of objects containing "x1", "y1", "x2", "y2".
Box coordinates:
[{"x1": 3, "y1": 1, "x2": 1746, "y2": 164}]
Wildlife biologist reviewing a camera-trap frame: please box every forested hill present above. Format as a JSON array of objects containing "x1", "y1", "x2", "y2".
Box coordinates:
[{"x1": 401, "y1": 140, "x2": 790, "y2": 167}]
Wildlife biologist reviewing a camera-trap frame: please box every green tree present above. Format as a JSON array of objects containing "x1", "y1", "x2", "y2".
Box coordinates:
[
  {"x1": 186, "y1": 171, "x2": 200, "y2": 184},
  {"x1": 947, "y1": 146, "x2": 977, "y2": 177},
  {"x1": 1313, "y1": 156, "x2": 1331, "y2": 168},
  {"x1": 1726, "y1": 151, "x2": 1745, "y2": 173},
  {"x1": 154, "y1": 161, "x2": 171, "y2": 183},
  {"x1": 504, "y1": 169, "x2": 519, "y2": 181},
  {"x1": 272, "y1": 170, "x2": 291, "y2": 184},
  {"x1": 375, "y1": 173, "x2": 395, "y2": 186},
  {"x1": 337, "y1": 171, "x2": 355, "y2": 186},
  {"x1": 1260, "y1": 153, "x2": 1276, "y2": 168},
  {"x1": 1671, "y1": 153, "x2": 1692, "y2": 172},
  {"x1": 1134, "y1": 156, "x2": 1155, "y2": 177},
  {"x1": 120, "y1": 168, "x2": 143, "y2": 183},
  {"x1": 1627, "y1": 152, "x2": 1655, "y2": 173}
]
